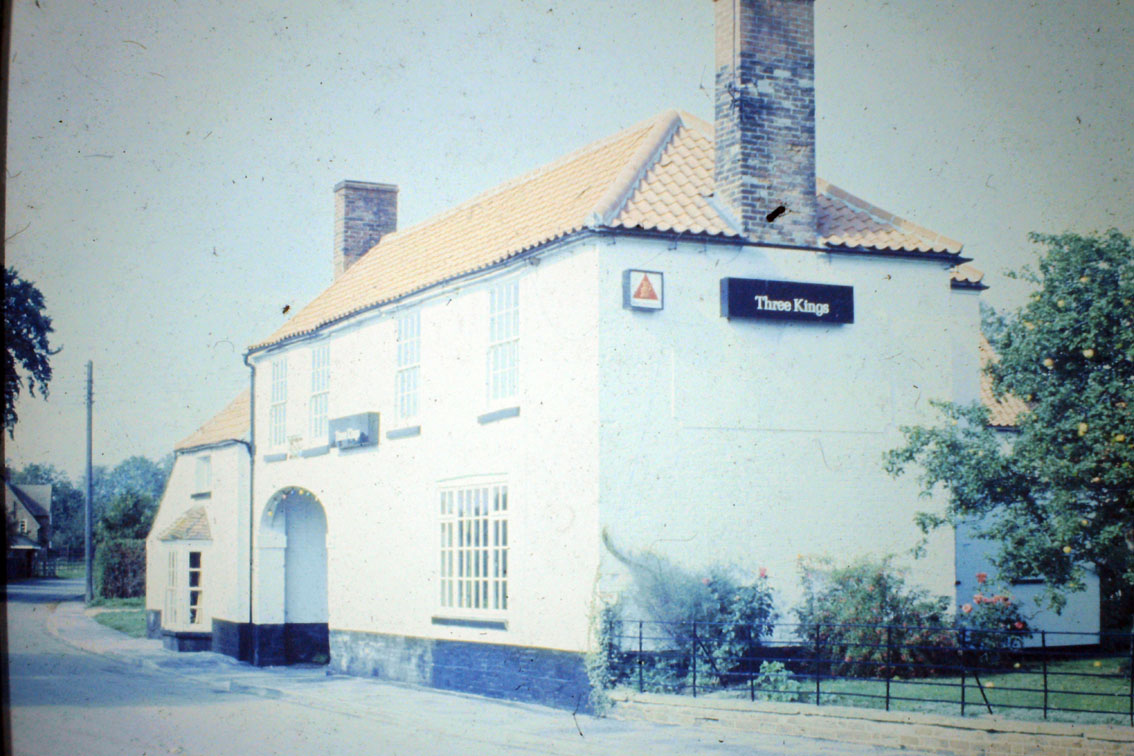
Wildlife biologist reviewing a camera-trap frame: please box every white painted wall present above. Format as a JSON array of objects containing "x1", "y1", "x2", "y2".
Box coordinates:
[
  {"x1": 145, "y1": 441, "x2": 250, "y2": 630},
  {"x1": 250, "y1": 239, "x2": 601, "y2": 653},
  {"x1": 596, "y1": 236, "x2": 964, "y2": 614},
  {"x1": 244, "y1": 230, "x2": 1099, "y2": 658}
]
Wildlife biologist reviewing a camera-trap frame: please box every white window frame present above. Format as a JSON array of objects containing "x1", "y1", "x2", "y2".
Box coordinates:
[
  {"x1": 164, "y1": 546, "x2": 207, "y2": 630},
  {"x1": 438, "y1": 481, "x2": 509, "y2": 617},
  {"x1": 18, "y1": 518, "x2": 28, "y2": 535},
  {"x1": 164, "y1": 550, "x2": 179, "y2": 626},
  {"x1": 486, "y1": 280, "x2": 519, "y2": 405},
  {"x1": 309, "y1": 343, "x2": 330, "y2": 445},
  {"x1": 269, "y1": 357, "x2": 288, "y2": 448},
  {"x1": 395, "y1": 310, "x2": 421, "y2": 423},
  {"x1": 194, "y1": 455, "x2": 211, "y2": 494}
]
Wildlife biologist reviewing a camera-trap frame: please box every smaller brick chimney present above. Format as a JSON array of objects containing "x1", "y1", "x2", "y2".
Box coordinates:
[
  {"x1": 714, "y1": 0, "x2": 817, "y2": 246},
  {"x1": 333, "y1": 180, "x2": 398, "y2": 279}
]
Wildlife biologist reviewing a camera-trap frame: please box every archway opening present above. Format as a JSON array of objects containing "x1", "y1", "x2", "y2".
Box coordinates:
[{"x1": 257, "y1": 487, "x2": 329, "y2": 665}]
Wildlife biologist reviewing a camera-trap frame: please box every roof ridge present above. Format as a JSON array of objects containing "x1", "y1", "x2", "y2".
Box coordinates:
[
  {"x1": 589, "y1": 110, "x2": 684, "y2": 227},
  {"x1": 817, "y1": 178, "x2": 963, "y2": 253},
  {"x1": 5, "y1": 480, "x2": 50, "y2": 519},
  {"x1": 676, "y1": 109, "x2": 713, "y2": 139}
]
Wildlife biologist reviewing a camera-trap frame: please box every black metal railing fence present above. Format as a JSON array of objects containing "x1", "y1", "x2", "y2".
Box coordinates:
[{"x1": 605, "y1": 619, "x2": 1134, "y2": 725}]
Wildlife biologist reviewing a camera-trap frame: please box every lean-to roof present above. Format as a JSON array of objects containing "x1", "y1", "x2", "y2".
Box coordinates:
[{"x1": 175, "y1": 390, "x2": 250, "y2": 452}]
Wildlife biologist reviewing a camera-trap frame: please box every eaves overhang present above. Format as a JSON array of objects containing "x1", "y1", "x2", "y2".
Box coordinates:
[{"x1": 246, "y1": 225, "x2": 969, "y2": 357}]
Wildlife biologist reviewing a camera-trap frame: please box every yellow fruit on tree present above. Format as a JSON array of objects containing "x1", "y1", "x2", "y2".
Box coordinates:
[
  {"x1": 1083, "y1": 348, "x2": 1095, "y2": 358},
  {"x1": 1063, "y1": 545, "x2": 1073, "y2": 554}
]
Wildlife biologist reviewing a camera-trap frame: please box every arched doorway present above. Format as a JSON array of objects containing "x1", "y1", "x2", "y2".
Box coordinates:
[{"x1": 254, "y1": 487, "x2": 329, "y2": 665}]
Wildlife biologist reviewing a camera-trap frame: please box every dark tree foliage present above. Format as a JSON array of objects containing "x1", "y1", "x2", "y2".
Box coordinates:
[
  {"x1": 4, "y1": 267, "x2": 56, "y2": 434},
  {"x1": 886, "y1": 230, "x2": 1133, "y2": 627},
  {"x1": 94, "y1": 538, "x2": 146, "y2": 598},
  {"x1": 96, "y1": 491, "x2": 157, "y2": 543},
  {"x1": 95, "y1": 455, "x2": 170, "y2": 507}
]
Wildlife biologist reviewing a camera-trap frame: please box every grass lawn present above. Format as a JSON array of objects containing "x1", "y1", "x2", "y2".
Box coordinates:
[
  {"x1": 92, "y1": 609, "x2": 147, "y2": 638},
  {"x1": 811, "y1": 656, "x2": 1132, "y2": 725},
  {"x1": 88, "y1": 596, "x2": 144, "y2": 609},
  {"x1": 55, "y1": 562, "x2": 86, "y2": 580},
  {"x1": 644, "y1": 656, "x2": 1133, "y2": 726}
]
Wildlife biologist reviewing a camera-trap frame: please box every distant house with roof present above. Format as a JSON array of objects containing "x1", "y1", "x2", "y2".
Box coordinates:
[
  {"x1": 5, "y1": 479, "x2": 52, "y2": 578},
  {"x1": 145, "y1": 0, "x2": 1098, "y2": 707}
]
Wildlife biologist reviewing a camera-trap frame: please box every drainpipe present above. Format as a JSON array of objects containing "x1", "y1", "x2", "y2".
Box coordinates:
[{"x1": 243, "y1": 351, "x2": 256, "y2": 644}]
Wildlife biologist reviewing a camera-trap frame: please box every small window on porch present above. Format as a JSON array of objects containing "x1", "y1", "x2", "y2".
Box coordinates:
[{"x1": 188, "y1": 551, "x2": 203, "y2": 625}]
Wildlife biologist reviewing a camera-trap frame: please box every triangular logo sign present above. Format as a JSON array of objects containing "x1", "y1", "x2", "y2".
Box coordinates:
[{"x1": 633, "y1": 274, "x2": 658, "y2": 301}]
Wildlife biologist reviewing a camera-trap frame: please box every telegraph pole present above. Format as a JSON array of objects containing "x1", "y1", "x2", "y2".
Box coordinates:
[{"x1": 84, "y1": 360, "x2": 94, "y2": 603}]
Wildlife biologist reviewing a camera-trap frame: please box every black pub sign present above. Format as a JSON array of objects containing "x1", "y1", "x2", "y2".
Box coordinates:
[{"x1": 720, "y1": 277, "x2": 854, "y2": 324}]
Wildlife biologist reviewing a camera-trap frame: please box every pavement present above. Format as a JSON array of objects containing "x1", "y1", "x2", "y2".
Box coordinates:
[
  {"x1": 19, "y1": 578, "x2": 934, "y2": 755},
  {"x1": 45, "y1": 585, "x2": 577, "y2": 732}
]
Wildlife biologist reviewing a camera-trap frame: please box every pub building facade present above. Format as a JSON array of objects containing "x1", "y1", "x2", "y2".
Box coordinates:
[{"x1": 146, "y1": 0, "x2": 1099, "y2": 707}]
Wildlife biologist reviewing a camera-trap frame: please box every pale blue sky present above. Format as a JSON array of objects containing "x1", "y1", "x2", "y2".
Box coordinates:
[{"x1": 6, "y1": 0, "x2": 1132, "y2": 479}]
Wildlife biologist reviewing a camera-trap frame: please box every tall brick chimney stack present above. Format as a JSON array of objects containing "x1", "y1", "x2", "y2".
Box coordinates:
[
  {"x1": 333, "y1": 180, "x2": 398, "y2": 279},
  {"x1": 713, "y1": 0, "x2": 817, "y2": 246}
]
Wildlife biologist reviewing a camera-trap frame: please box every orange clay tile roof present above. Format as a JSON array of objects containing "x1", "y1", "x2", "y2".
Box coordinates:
[
  {"x1": 979, "y1": 335, "x2": 1029, "y2": 428},
  {"x1": 817, "y1": 179, "x2": 962, "y2": 255},
  {"x1": 175, "y1": 390, "x2": 250, "y2": 451},
  {"x1": 950, "y1": 263, "x2": 987, "y2": 288},
  {"x1": 252, "y1": 110, "x2": 965, "y2": 349},
  {"x1": 159, "y1": 506, "x2": 212, "y2": 541}
]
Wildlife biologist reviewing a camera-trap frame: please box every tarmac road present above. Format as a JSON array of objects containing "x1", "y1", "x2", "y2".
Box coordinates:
[{"x1": 4, "y1": 578, "x2": 932, "y2": 756}]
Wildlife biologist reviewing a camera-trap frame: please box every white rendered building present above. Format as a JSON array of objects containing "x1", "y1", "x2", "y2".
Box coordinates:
[
  {"x1": 145, "y1": 391, "x2": 251, "y2": 655},
  {"x1": 146, "y1": 0, "x2": 1098, "y2": 707}
]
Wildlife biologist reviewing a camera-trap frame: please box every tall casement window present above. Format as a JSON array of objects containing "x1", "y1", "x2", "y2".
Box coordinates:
[
  {"x1": 164, "y1": 551, "x2": 179, "y2": 625},
  {"x1": 164, "y1": 549, "x2": 205, "y2": 628},
  {"x1": 487, "y1": 280, "x2": 519, "y2": 403},
  {"x1": 395, "y1": 310, "x2": 420, "y2": 422},
  {"x1": 309, "y1": 343, "x2": 330, "y2": 443},
  {"x1": 439, "y1": 483, "x2": 508, "y2": 614},
  {"x1": 269, "y1": 357, "x2": 287, "y2": 448},
  {"x1": 194, "y1": 455, "x2": 211, "y2": 494}
]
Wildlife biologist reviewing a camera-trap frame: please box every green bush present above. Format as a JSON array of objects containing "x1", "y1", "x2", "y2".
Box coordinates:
[
  {"x1": 93, "y1": 538, "x2": 145, "y2": 599},
  {"x1": 697, "y1": 569, "x2": 779, "y2": 685},
  {"x1": 752, "y1": 660, "x2": 804, "y2": 702},
  {"x1": 602, "y1": 534, "x2": 779, "y2": 691},
  {"x1": 585, "y1": 600, "x2": 623, "y2": 714},
  {"x1": 795, "y1": 556, "x2": 955, "y2": 678}
]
